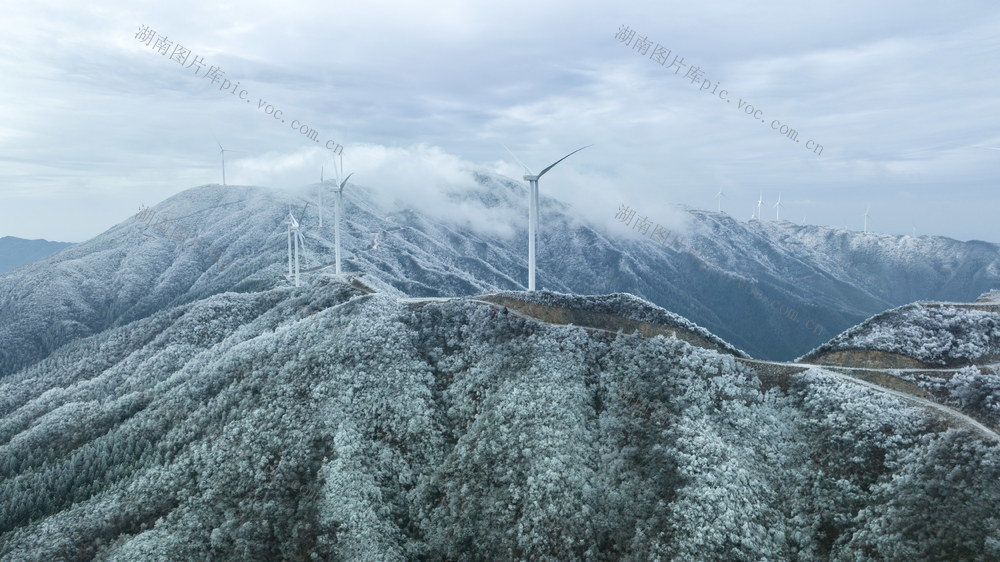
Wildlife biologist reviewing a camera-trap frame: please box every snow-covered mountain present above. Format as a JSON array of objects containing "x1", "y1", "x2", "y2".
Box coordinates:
[
  {"x1": 2, "y1": 173, "x2": 1000, "y2": 379},
  {"x1": 803, "y1": 301, "x2": 1000, "y2": 368},
  {"x1": 1, "y1": 278, "x2": 997, "y2": 559},
  {"x1": 793, "y1": 291, "x2": 1000, "y2": 434},
  {"x1": 0, "y1": 236, "x2": 72, "y2": 275}
]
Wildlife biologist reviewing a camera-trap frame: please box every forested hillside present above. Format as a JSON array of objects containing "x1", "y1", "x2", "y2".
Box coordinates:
[{"x1": 1, "y1": 278, "x2": 997, "y2": 560}]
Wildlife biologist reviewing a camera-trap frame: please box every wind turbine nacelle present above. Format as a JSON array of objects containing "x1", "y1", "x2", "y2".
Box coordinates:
[{"x1": 523, "y1": 175, "x2": 540, "y2": 182}]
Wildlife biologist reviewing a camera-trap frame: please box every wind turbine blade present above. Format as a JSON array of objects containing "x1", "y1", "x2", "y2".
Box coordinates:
[
  {"x1": 502, "y1": 144, "x2": 533, "y2": 175},
  {"x1": 974, "y1": 146, "x2": 1000, "y2": 151},
  {"x1": 537, "y1": 144, "x2": 592, "y2": 178},
  {"x1": 339, "y1": 172, "x2": 354, "y2": 190}
]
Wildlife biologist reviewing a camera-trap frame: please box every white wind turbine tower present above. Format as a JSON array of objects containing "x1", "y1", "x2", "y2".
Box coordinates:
[
  {"x1": 864, "y1": 205, "x2": 871, "y2": 233},
  {"x1": 774, "y1": 193, "x2": 783, "y2": 221},
  {"x1": 504, "y1": 144, "x2": 591, "y2": 291},
  {"x1": 286, "y1": 210, "x2": 305, "y2": 287},
  {"x1": 715, "y1": 190, "x2": 726, "y2": 213},
  {"x1": 216, "y1": 142, "x2": 241, "y2": 186},
  {"x1": 332, "y1": 154, "x2": 354, "y2": 275},
  {"x1": 756, "y1": 193, "x2": 763, "y2": 220}
]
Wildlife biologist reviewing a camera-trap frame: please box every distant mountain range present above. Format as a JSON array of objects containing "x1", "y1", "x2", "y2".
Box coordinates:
[
  {"x1": 2, "y1": 175, "x2": 999, "y2": 377},
  {"x1": 0, "y1": 236, "x2": 72, "y2": 275}
]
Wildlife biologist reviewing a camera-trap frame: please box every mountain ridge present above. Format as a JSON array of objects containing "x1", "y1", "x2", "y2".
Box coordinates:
[
  {"x1": 0, "y1": 236, "x2": 73, "y2": 275},
  {"x1": 2, "y1": 175, "x2": 1000, "y2": 379}
]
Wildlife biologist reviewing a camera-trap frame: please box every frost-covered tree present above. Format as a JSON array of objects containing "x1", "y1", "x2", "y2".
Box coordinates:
[{"x1": 316, "y1": 422, "x2": 405, "y2": 560}]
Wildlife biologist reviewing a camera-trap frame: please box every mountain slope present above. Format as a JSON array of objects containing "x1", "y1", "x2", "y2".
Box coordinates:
[{"x1": 1, "y1": 279, "x2": 997, "y2": 560}]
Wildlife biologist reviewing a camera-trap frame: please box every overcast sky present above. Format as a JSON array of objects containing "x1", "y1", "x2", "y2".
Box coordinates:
[{"x1": 2, "y1": 0, "x2": 999, "y2": 243}]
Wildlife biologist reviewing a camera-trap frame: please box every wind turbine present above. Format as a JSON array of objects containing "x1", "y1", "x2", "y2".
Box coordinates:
[
  {"x1": 286, "y1": 210, "x2": 305, "y2": 287},
  {"x1": 864, "y1": 205, "x2": 870, "y2": 233},
  {"x1": 216, "y1": 142, "x2": 241, "y2": 186},
  {"x1": 332, "y1": 156, "x2": 354, "y2": 275},
  {"x1": 756, "y1": 193, "x2": 763, "y2": 220},
  {"x1": 774, "y1": 193, "x2": 783, "y2": 221},
  {"x1": 504, "y1": 143, "x2": 591, "y2": 291},
  {"x1": 715, "y1": 190, "x2": 726, "y2": 213}
]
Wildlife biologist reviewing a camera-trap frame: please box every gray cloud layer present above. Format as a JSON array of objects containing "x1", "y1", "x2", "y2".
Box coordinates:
[{"x1": 1, "y1": 0, "x2": 999, "y2": 243}]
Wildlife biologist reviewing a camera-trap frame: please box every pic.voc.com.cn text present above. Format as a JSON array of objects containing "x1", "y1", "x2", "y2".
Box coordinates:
[
  {"x1": 134, "y1": 24, "x2": 344, "y2": 157},
  {"x1": 614, "y1": 25, "x2": 824, "y2": 157}
]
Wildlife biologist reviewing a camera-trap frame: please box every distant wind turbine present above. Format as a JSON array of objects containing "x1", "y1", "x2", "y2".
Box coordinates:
[
  {"x1": 504, "y1": 143, "x2": 591, "y2": 291},
  {"x1": 216, "y1": 142, "x2": 241, "y2": 186},
  {"x1": 774, "y1": 193, "x2": 783, "y2": 221},
  {"x1": 756, "y1": 193, "x2": 763, "y2": 220},
  {"x1": 864, "y1": 205, "x2": 871, "y2": 233},
  {"x1": 715, "y1": 190, "x2": 726, "y2": 213}
]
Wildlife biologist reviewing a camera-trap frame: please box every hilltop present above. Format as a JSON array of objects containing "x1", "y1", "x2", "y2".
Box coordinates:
[{"x1": 801, "y1": 299, "x2": 1000, "y2": 368}]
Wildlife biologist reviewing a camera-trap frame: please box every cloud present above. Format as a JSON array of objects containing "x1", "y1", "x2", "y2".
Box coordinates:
[
  {"x1": 2, "y1": 0, "x2": 1000, "y2": 243},
  {"x1": 347, "y1": 143, "x2": 521, "y2": 238}
]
